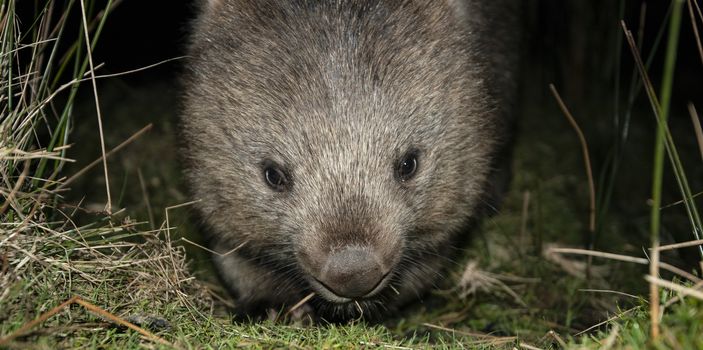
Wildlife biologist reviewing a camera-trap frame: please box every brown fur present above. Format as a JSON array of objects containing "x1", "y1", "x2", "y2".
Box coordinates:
[{"x1": 181, "y1": 0, "x2": 518, "y2": 320}]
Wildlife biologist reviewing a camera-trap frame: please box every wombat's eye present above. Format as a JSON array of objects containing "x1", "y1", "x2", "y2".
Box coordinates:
[
  {"x1": 396, "y1": 150, "x2": 419, "y2": 182},
  {"x1": 262, "y1": 161, "x2": 290, "y2": 192}
]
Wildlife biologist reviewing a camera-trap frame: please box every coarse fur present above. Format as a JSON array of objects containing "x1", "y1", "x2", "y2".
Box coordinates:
[{"x1": 181, "y1": 0, "x2": 518, "y2": 321}]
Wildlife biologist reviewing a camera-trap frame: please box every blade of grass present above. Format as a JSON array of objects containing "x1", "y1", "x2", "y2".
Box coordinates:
[
  {"x1": 688, "y1": 103, "x2": 703, "y2": 161},
  {"x1": 622, "y1": 12, "x2": 703, "y2": 258},
  {"x1": 623, "y1": 0, "x2": 687, "y2": 339},
  {"x1": 688, "y1": 0, "x2": 703, "y2": 64},
  {"x1": 78, "y1": 0, "x2": 111, "y2": 213},
  {"x1": 33, "y1": 0, "x2": 116, "y2": 187}
]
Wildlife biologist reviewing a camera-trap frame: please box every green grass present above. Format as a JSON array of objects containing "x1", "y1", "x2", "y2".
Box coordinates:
[
  {"x1": 572, "y1": 289, "x2": 703, "y2": 349},
  {"x1": 2, "y1": 0, "x2": 703, "y2": 348}
]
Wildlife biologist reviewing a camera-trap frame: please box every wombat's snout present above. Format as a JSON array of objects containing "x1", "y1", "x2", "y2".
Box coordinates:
[{"x1": 317, "y1": 247, "x2": 388, "y2": 299}]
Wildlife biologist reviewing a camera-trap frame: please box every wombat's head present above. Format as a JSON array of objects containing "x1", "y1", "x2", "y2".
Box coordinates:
[{"x1": 182, "y1": 0, "x2": 505, "y2": 318}]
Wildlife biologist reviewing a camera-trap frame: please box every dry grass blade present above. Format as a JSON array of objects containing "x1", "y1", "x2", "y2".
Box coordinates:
[
  {"x1": 662, "y1": 280, "x2": 703, "y2": 309},
  {"x1": 283, "y1": 292, "x2": 315, "y2": 320},
  {"x1": 656, "y1": 238, "x2": 703, "y2": 251},
  {"x1": 60, "y1": 123, "x2": 153, "y2": 187},
  {"x1": 0, "y1": 159, "x2": 29, "y2": 215},
  {"x1": 456, "y1": 260, "x2": 527, "y2": 306},
  {"x1": 649, "y1": 246, "x2": 661, "y2": 340},
  {"x1": 660, "y1": 191, "x2": 703, "y2": 209},
  {"x1": 0, "y1": 296, "x2": 172, "y2": 347},
  {"x1": 421, "y1": 323, "x2": 516, "y2": 346},
  {"x1": 137, "y1": 168, "x2": 155, "y2": 230},
  {"x1": 549, "y1": 84, "x2": 596, "y2": 280},
  {"x1": 79, "y1": 0, "x2": 112, "y2": 213},
  {"x1": 182, "y1": 237, "x2": 246, "y2": 257},
  {"x1": 519, "y1": 190, "x2": 530, "y2": 248},
  {"x1": 357, "y1": 342, "x2": 414, "y2": 350},
  {"x1": 547, "y1": 247, "x2": 700, "y2": 283},
  {"x1": 519, "y1": 342, "x2": 545, "y2": 350},
  {"x1": 548, "y1": 84, "x2": 596, "y2": 236},
  {"x1": 600, "y1": 324, "x2": 621, "y2": 350},
  {"x1": 624, "y1": 1, "x2": 687, "y2": 338},
  {"x1": 74, "y1": 297, "x2": 173, "y2": 346},
  {"x1": 578, "y1": 289, "x2": 640, "y2": 299},
  {"x1": 688, "y1": 0, "x2": 703, "y2": 64},
  {"x1": 622, "y1": 17, "x2": 703, "y2": 257},
  {"x1": 688, "y1": 103, "x2": 703, "y2": 161},
  {"x1": 546, "y1": 330, "x2": 567, "y2": 348},
  {"x1": 0, "y1": 296, "x2": 78, "y2": 346},
  {"x1": 645, "y1": 276, "x2": 703, "y2": 300},
  {"x1": 80, "y1": 56, "x2": 186, "y2": 81},
  {"x1": 575, "y1": 307, "x2": 639, "y2": 336},
  {"x1": 0, "y1": 1, "x2": 215, "y2": 348}
]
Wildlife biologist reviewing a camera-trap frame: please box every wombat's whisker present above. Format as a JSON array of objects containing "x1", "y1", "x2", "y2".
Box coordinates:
[{"x1": 389, "y1": 284, "x2": 400, "y2": 295}]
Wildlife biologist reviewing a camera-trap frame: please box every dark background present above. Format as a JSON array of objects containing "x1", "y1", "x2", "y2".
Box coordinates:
[{"x1": 86, "y1": 1, "x2": 703, "y2": 101}]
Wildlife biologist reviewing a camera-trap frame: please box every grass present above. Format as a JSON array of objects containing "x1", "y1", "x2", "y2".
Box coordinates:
[{"x1": 1, "y1": 0, "x2": 703, "y2": 348}]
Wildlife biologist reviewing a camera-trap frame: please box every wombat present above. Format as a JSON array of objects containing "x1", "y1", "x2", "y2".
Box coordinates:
[{"x1": 181, "y1": 0, "x2": 518, "y2": 320}]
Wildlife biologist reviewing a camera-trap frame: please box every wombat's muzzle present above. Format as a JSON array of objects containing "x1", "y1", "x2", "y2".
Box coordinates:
[{"x1": 316, "y1": 247, "x2": 389, "y2": 299}]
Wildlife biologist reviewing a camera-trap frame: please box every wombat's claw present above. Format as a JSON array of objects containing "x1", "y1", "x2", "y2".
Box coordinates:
[
  {"x1": 266, "y1": 303, "x2": 314, "y2": 325},
  {"x1": 288, "y1": 303, "x2": 315, "y2": 326}
]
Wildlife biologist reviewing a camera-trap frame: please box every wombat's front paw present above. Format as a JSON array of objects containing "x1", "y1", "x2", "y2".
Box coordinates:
[{"x1": 285, "y1": 302, "x2": 315, "y2": 326}]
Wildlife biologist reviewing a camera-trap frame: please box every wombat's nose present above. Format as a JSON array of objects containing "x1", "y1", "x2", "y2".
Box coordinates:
[{"x1": 318, "y1": 247, "x2": 386, "y2": 298}]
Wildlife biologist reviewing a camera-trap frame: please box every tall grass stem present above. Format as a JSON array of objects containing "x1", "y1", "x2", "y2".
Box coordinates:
[{"x1": 649, "y1": 0, "x2": 685, "y2": 341}]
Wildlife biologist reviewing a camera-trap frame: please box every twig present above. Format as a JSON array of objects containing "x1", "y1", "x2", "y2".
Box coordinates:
[
  {"x1": 0, "y1": 297, "x2": 78, "y2": 346},
  {"x1": 0, "y1": 296, "x2": 172, "y2": 347},
  {"x1": 73, "y1": 298, "x2": 172, "y2": 346}
]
